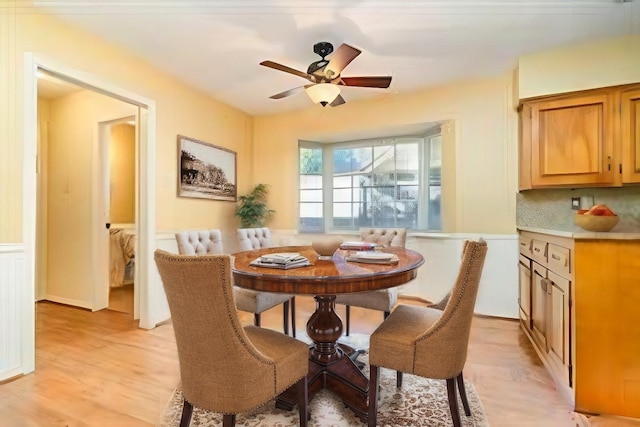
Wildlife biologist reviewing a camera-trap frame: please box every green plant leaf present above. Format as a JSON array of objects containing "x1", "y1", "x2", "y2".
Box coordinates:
[{"x1": 235, "y1": 184, "x2": 275, "y2": 228}]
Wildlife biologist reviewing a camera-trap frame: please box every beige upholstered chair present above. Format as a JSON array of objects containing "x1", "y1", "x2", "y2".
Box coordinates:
[
  {"x1": 237, "y1": 227, "x2": 274, "y2": 251},
  {"x1": 335, "y1": 228, "x2": 408, "y2": 335},
  {"x1": 154, "y1": 250, "x2": 308, "y2": 427},
  {"x1": 428, "y1": 240, "x2": 475, "y2": 311},
  {"x1": 175, "y1": 230, "x2": 296, "y2": 336},
  {"x1": 367, "y1": 240, "x2": 488, "y2": 427},
  {"x1": 175, "y1": 229, "x2": 224, "y2": 255},
  {"x1": 236, "y1": 227, "x2": 296, "y2": 336}
]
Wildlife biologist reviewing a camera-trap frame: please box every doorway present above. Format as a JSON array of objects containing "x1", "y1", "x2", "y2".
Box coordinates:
[
  {"x1": 36, "y1": 71, "x2": 139, "y2": 314},
  {"x1": 102, "y1": 118, "x2": 137, "y2": 314},
  {"x1": 25, "y1": 54, "x2": 157, "y2": 327}
]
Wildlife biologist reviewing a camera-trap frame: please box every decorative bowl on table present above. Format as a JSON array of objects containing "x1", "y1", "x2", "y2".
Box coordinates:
[
  {"x1": 574, "y1": 213, "x2": 619, "y2": 232},
  {"x1": 311, "y1": 236, "x2": 343, "y2": 259}
]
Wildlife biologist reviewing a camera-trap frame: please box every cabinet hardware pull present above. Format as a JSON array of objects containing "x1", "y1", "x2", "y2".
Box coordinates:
[
  {"x1": 534, "y1": 248, "x2": 540, "y2": 252},
  {"x1": 607, "y1": 155, "x2": 611, "y2": 171},
  {"x1": 552, "y1": 254, "x2": 561, "y2": 261}
]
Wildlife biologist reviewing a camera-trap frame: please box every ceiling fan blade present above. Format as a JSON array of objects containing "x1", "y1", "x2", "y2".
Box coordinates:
[
  {"x1": 260, "y1": 60, "x2": 314, "y2": 82},
  {"x1": 340, "y1": 76, "x2": 392, "y2": 88},
  {"x1": 325, "y1": 43, "x2": 361, "y2": 78},
  {"x1": 268, "y1": 84, "x2": 314, "y2": 100},
  {"x1": 330, "y1": 94, "x2": 346, "y2": 107}
]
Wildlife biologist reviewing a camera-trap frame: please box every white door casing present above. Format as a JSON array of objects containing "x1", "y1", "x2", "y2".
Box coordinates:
[{"x1": 23, "y1": 53, "x2": 158, "y2": 373}]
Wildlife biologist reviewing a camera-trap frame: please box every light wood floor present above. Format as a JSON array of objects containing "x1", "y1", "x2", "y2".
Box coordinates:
[
  {"x1": 1, "y1": 296, "x2": 638, "y2": 426},
  {"x1": 108, "y1": 284, "x2": 134, "y2": 314}
]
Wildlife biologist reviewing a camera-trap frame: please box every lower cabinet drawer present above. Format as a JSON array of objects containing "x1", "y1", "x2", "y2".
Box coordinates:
[
  {"x1": 548, "y1": 244, "x2": 570, "y2": 278},
  {"x1": 531, "y1": 239, "x2": 548, "y2": 266}
]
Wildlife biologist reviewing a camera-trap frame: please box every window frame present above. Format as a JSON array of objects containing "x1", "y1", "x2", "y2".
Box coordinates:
[{"x1": 298, "y1": 129, "x2": 442, "y2": 233}]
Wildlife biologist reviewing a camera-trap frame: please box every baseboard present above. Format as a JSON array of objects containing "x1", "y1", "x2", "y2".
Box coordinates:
[{"x1": 42, "y1": 295, "x2": 93, "y2": 310}]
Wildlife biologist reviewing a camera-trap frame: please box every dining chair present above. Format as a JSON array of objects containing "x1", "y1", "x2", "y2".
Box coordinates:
[
  {"x1": 236, "y1": 227, "x2": 275, "y2": 251},
  {"x1": 236, "y1": 227, "x2": 297, "y2": 337},
  {"x1": 335, "y1": 227, "x2": 407, "y2": 336},
  {"x1": 428, "y1": 239, "x2": 475, "y2": 311},
  {"x1": 367, "y1": 240, "x2": 488, "y2": 427},
  {"x1": 154, "y1": 250, "x2": 309, "y2": 427},
  {"x1": 175, "y1": 230, "x2": 295, "y2": 336}
]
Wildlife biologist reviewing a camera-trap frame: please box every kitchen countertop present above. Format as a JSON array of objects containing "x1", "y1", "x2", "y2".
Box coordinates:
[{"x1": 517, "y1": 226, "x2": 640, "y2": 240}]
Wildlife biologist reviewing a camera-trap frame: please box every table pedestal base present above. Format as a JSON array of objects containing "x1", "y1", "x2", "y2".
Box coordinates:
[
  {"x1": 276, "y1": 295, "x2": 369, "y2": 423},
  {"x1": 276, "y1": 343, "x2": 369, "y2": 422}
]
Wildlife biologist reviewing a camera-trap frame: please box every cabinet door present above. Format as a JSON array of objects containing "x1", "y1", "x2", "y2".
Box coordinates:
[
  {"x1": 548, "y1": 271, "x2": 571, "y2": 387},
  {"x1": 531, "y1": 262, "x2": 548, "y2": 350},
  {"x1": 518, "y1": 256, "x2": 531, "y2": 326},
  {"x1": 621, "y1": 87, "x2": 640, "y2": 183},
  {"x1": 528, "y1": 91, "x2": 616, "y2": 187}
]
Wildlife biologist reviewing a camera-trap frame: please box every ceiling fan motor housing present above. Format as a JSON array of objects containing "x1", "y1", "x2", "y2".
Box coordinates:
[{"x1": 313, "y1": 41, "x2": 333, "y2": 58}]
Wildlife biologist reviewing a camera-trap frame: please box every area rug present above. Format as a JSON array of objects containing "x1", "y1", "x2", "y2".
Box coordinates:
[{"x1": 158, "y1": 351, "x2": 488, "y2": 426}]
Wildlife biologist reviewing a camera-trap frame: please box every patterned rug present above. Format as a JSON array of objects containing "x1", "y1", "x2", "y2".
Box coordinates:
[{"x1": 158, "y1": 335, "x2": 489, "y2": 427}]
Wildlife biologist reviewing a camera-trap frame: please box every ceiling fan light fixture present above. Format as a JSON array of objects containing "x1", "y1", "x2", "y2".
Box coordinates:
[{"x1": 306, "y1": 83, "x2": 340, "y2": 106}]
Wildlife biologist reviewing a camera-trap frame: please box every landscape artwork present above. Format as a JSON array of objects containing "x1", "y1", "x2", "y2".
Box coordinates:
[{"x1": 178, "y1": 135, "x2": 237, "y2": 201}]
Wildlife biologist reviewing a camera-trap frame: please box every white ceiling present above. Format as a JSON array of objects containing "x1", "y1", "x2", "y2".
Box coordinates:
[{"x1": 31, "y1": 0, "x2": 640, "y2": 116}]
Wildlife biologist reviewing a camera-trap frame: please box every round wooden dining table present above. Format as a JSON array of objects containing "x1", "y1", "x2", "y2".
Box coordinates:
[{"x1": 232, "y1": 245, "x2": 424, "y2": 423}]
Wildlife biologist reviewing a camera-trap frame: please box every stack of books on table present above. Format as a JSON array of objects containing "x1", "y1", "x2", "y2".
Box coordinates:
[
  {"x1": 345, "y1": 251, "x2": 399, "y2": 265},
  {"x1": 339, "y1": 241, "x2": 383, "y2": 251},
  {"x1": 250, "y1": 252, "x2": 312, "y2": 270}
]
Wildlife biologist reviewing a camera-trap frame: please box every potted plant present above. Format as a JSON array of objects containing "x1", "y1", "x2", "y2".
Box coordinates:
[{"x1": 235, "y1": 183, "x2": 275, "y2": 228}]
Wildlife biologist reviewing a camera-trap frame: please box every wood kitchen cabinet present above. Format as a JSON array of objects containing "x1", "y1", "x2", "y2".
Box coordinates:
[
  {"x1": 519, "y1": 83, "x2": 640, "y2": 189},
  {"x1": 547, "y1": 270, "x2": 571, "y2": 387},
  {"x1": 519, "y1": 230, "x2": 640, "y2": 419},
  {"x1": 574, "y1": 240, "x2": 640, "y2": 418},
  {"x1": 519, "y1": 232, "x2": 573, "y2": 403},
  {"x1": 531, "y1": 260, "x2": 549, "y2": 351},
  {"x1": 621, "y1": 87, "x2": 640, "y2": 183},
  {"x1": 518, "y1": 236, "x2": 532, "y2": 326},
  {"x1": 518, "y1": 254, "x2": 531, "y2": 325}
]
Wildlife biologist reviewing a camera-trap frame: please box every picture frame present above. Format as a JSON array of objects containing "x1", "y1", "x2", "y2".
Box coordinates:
[{"x1": 177, "y1": 135, "x2": 237, "y2": 201}]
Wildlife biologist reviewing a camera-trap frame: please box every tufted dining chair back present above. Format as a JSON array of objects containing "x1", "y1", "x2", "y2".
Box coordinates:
[
  {"x1": 359, "y1": 227, "x2": 407, "y2": 248},
  {"x1": 154, "y1": 250, "x2": 308, "y2": 427},
  {"x1": 174, "y1": 229, "x2": 296, "y2": 337},
  {"x1": 335, "y1": 227, "x2": 408, "y2": 336},
  {"x1": 175, "y1": 230, "x2": 223, "y2": 255},
  {"x1": 237, "y1": 227, "x2": 274, "y2": 251}
]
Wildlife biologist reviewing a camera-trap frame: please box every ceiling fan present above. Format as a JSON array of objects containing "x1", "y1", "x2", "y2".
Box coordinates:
[{"x1": 260, "y1": 42, "x2": 392, "y2": 107}]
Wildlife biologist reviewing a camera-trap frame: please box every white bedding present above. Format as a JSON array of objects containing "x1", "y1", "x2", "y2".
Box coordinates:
[{"x1": 110, "y1": 228, "x2": 136, "y2": 288}]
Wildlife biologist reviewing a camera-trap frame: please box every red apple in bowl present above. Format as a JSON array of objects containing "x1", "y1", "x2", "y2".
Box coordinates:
[{"x1": 587, "y1": 204, "x2": 616, "y2": 216}]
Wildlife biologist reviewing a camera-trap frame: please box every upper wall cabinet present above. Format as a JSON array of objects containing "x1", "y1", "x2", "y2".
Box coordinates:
[
  {"x1": 621, "y1": 87, "x2": 640, "y2": 184},
  {"x1": 519, "y1": 84, "x2": 640, "y2": 190}
]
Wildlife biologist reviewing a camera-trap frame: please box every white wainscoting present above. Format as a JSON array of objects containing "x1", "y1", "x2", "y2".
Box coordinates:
[
  {"x1": 0, "y1": 244, "x2": 27, "y2": 381},
  {"x1": 145, "y1": 230, "x2": 519, "y2": 329},
  {"x1": 272, "y1": 230, "x2": 519, "y2": 319},
  {"x1": 145, "y1": 233, "x2": 178, "y2": 328}
]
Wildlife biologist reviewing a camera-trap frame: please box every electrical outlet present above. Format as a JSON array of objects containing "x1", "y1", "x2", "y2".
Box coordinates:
[{"x1": 571, "y1": 197, "x2": 580, "y2": 210}]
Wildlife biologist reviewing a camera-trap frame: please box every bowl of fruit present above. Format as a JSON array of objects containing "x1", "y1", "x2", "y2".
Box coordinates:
[{"x1": 575, "y1": 204, "x2": 619, "y2": 232}]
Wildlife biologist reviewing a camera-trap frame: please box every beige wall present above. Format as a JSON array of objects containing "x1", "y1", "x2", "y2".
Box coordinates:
[
  {"x1": 5, "y1": 9, "x2": 635, "y2": 245},
  {"x1": 519, "y1": 35, "x2": 640, "y2": 99},
  {"x1": 109, "y1": 124, "x2": 135, "y2": 224},
  {"x1": 45, "y1": 89, "x2": 136, "y2": 304},
  {"x1": 1, "y1": 10, "x2": 253, "y2": 243},
  {"x1": 253, "y1": 74, "x2": 520, "y2": 234}
]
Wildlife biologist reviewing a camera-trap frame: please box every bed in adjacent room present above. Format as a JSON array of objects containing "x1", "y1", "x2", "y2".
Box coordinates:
[{"x1": 109, "y1": 227, "x2": 136, "y2": 288}]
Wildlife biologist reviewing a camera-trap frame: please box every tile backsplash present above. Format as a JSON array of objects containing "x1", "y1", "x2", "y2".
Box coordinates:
[{"x1": 517, "y1": 186, "x2": 640, "y2": 232}]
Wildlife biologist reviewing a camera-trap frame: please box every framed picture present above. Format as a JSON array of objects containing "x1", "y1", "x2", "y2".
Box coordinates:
[{"x1": 177, "y1": 135, "x2": 237, "y2": 201}]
